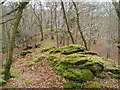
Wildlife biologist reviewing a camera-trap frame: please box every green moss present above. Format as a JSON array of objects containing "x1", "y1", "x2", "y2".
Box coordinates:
[
  {"x1": 61, "y1": 44, "x2": 85, "y2": 54},
  {"x1": 28, "y1": 56, "x2": 45, "y2": 67},
  {"x1": 33, "y1": 56, "x2": 45, "y2": 63},
  {"x1": 28, "y1": 62, "x2": 35, "y2": 67},
  {"x1": 85, "y1": 51, "x2": 97, "y2": 55},
  {"x1": 97, "y1": 74, "x2": 107, "y2": 79},
  {"x1": 10, "y1": 69, "x2": 20, "y2": 78},
  {"x1": 25, "y1": 80, "x2": 33, "y2": 85},
  {"x1": 107, "y1": 59, "x2": 116, "y2": 63},
  {"x1": 25, "y1": 53, "x2": 34, "y2": 57},
  {"x1": 13, "y1": 54, "x2": 21, "y2": 59},
  {"x1": 60, "y1": 54, "x2": 86, "y2": 65},
  {"x1": 49, "y1": 48, "x2": 61, "y2": 53},
  {"x1": 78, "y1": 52, "x2": 85, "y2": 54},
  {"x1": 106, "y1": 82, "x2": 113, "y2": 85},
  {"x1": 63, "y1": 69, "x2": 93, "y2": 82},
  {"x1": 0, "y1": 69, "x2": 5, "y2": 74},
  {"x1": 0, "y1": 79, "x2": 6, "y2": 84},
  {"x1": 102, "y1": 57, "x2": 116, "y2": 63},
  {"x1": 63, "y1": 81, "x2": 82, "y2": 89},
  {"x1": 78, "y1": 59, "x2": 104, "y2": 74},
  {"x1": 53, "y1": 64, "x2": 72, "y2": 75},
  {"x1": 20, "y1": 50, "x2": 32, "y2": 58},
  {"x1": 41, "y1": 46, "x2": 56, "y2": 52},
  {"x1": 105, "y1": 68, "x2": 120, "y2": 74},
  {"x1": 4, "y1": 83, "x2": 17, "y2": 88},
  {"x1": 84, "y1": 82, "x2": 104, "y2": 88},
  {"x1": 111, "y1": 74, "x2": 120, "y2": 79},
  {"x1": 20, "y1": 61, "x2": 25, "y2": 64},
  {"x1": 47, "y1": 55, "x2": 58, "y2": 62}
]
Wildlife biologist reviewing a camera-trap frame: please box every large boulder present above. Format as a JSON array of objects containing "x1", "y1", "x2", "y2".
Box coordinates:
[
  {"x1": 60, "y1": 54, "x2": 104, "y2": 74},
  {"x1": 61, "y1": 44, "x2": 85, "y2": 54}
]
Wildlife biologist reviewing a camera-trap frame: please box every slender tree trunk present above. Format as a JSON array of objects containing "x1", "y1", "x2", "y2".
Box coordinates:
[
  {"x1": 50, "y1": 7, "x2": 54, "y2": 40},
  {"x1": 54, "y1": 4, "x2": 59, "y2": 48},
  {"x1": 61, "y1": 1, "x2": 75, "y2": 44},
  {"x1": 33, "y1": 4, "x2": 44, "y2": 41},
  {"x1": 40, "y1": 2, "x2": 43, "y2": 41},
  {"x1": 72, "y1": 1, "x2": 88, "y2": 50},
  {"x1": 4, "y1": 2, "x2": 28, "y2": 81}
]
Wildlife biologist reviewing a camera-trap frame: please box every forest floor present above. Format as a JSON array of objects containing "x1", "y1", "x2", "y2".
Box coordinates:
[{"x1": 2, "y1": 37, "x2": 119, "y2": 88}]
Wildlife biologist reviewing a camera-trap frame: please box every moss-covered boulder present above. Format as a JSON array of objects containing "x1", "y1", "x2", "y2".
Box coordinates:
[
  {"x1": 0, "y1": 79, "x2": 6, "y2": 85},
  {"x1": 47, "y1": 55, "x2": 58, "y2": 61},
  {"x1": 0, "y1": 69, "x2": 5, "y2": 74},
  {"x1": 49, "y1": 48, "x2": 61, "y2": 53},
  {"x1": 105, "y1": 68, "x2": 120, "y2": 74},
  {"x1": 24, "y1": 45, "x2": 32, "y2": 50},
  {"x1": 63, "y1": 81, "x2": 82, "y2": 89},
  {"x1": 85, "y1": 51, "x2": 97, "y2": 55},
  {"x1": 84, "y1": 82, "x2": 104, "y2": 88},
  {"x1": 77, "y1": 59, "x2": 104, "y2": 74},
  {"x1": 35, "y1": 43, "x2": 41, "y2": 48},
  {"x1": 33, "y1": 56, "x2": 45, "y2": 63},
  {"x1": 111, "y1": 74, "x2": 120, "y2": 79},
  {"x1": 63, "y1": 69, "x2": 93, "y2": 82},
  {"x1": 97, "y1": 74, "x2": 107, "y2": 79},
  {"x1": 41, "y1": 46, "x2": 56, "y2": 52},
  {"x1": 60, "y1": 54, "x2": 86, "y2": 65},
  {"x1": 61, "y1": 44, "x2": 85, "y2": 54},
  {"x1": 20, "y1": 50, "x2": 32, "y2": 57},
  {"x1": 28, "y1": 56, "x2": 45, "y2": 67},
  {"x1": 60, "y1": 54, "x2": 104, "y2": 74}
]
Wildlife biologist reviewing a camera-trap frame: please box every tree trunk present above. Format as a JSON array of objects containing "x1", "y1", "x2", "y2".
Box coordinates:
[
  {"x1": 50, "y1": 7, "x2": 54, "y2": 40},
  {"x1": 4, "y1": 2, "x2": 29, "y2": 81},
  {"x1": 72, "y1": 1, "x2": 88, "y2": 50},
  {"x1": 61, "y1": 1, "x2": 75, "y2": 44}
]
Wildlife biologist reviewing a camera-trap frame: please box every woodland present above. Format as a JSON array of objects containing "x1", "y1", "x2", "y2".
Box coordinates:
[{"x1": 0, "y1": 0, "x2": 120, "y2": 89}]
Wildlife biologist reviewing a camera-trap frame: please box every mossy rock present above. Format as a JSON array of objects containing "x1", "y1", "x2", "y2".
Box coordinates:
[
  {"x1": 28, "y1": 56, "x2": 45, "y2": 67},
  {"x1": 53, "y1": 63, "x2": 72, "y2": 75},
  {"x1": 20, "y1": 50, "x2": 32, "y2": 57},
  {"x1": 85, "y1": 51, "x2": 97, "y2": 55},
  {"x1": 35, "y1": 43, "x2": 41, "y2": 48},
  {"x1": 28, "y1": 62, "x2": 36, "y2": 67},
  {"x1": 41, "y1": 46, "x2": 56, "y2": 52},
  {"x1": 33, "y1": 56, "x2": 45, "y2": 63},
  {"x1": 47, "y1": 55, "x2": 58, "y2": 62},
  {"x1": 60, "y1": 54, "x2": 86, "y2": 65},
  {"x1": 63, "y1": 81, "x2": 82, "y2": 89},
  {"x1": 111, "y1": 74, "x2": 120, "y2": 79},
  {"x1": 97, "y1": 74, "x2": 107, "y2": 79},
  {"x1": 23, "y1": 45, "x2": 32, "y2": 50},
  {"x1": 49, "y1": 48, "x2": 61, "y2": 53},
  {"x1": 105, "y1": 68, "x2": 120, "y2": 74},
  {"x1": 61, "y1": 44, "x2": 85, "y2": 54},
  {"x1": 0, "y1": 79, "x2": 6, "y2": 85},
  {"x1": 0, "y1": 69, "x2": 5, "y2": 74},
  {"x1": 84, "y1": 82, "x2": 104, "y2": 88},
  {"x1": 63, "y1": 69, "x2": 93, "y2": 82},
  {"x1": 77, "y1": 59, "x2": 104, "y2": 74}
]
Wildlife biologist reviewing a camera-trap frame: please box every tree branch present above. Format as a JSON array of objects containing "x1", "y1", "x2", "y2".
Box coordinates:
[{"x1": 0, "y1": 17, "x2": 16, "y2": 24}]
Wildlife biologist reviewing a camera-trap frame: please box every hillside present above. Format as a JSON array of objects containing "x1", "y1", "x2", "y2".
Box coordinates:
[{"x1": 1, "y1": 42, "x2": 119, "y2": 88}]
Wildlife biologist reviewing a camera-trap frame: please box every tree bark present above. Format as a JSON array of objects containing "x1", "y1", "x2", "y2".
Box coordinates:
[{"x1": 4, "y1": 2, "x2": 29, "y2": 81}]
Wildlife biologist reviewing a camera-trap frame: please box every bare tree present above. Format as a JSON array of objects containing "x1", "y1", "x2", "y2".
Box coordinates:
[
  {"x1": 4, "y1": 2, "x2": 29, "y2": 81},
  {"x1": 61, "y1": 0, "x2": 75, "y2": 44},
  {"x1": 72, "y1": 0, "x2": 88, "y2": 50}
]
